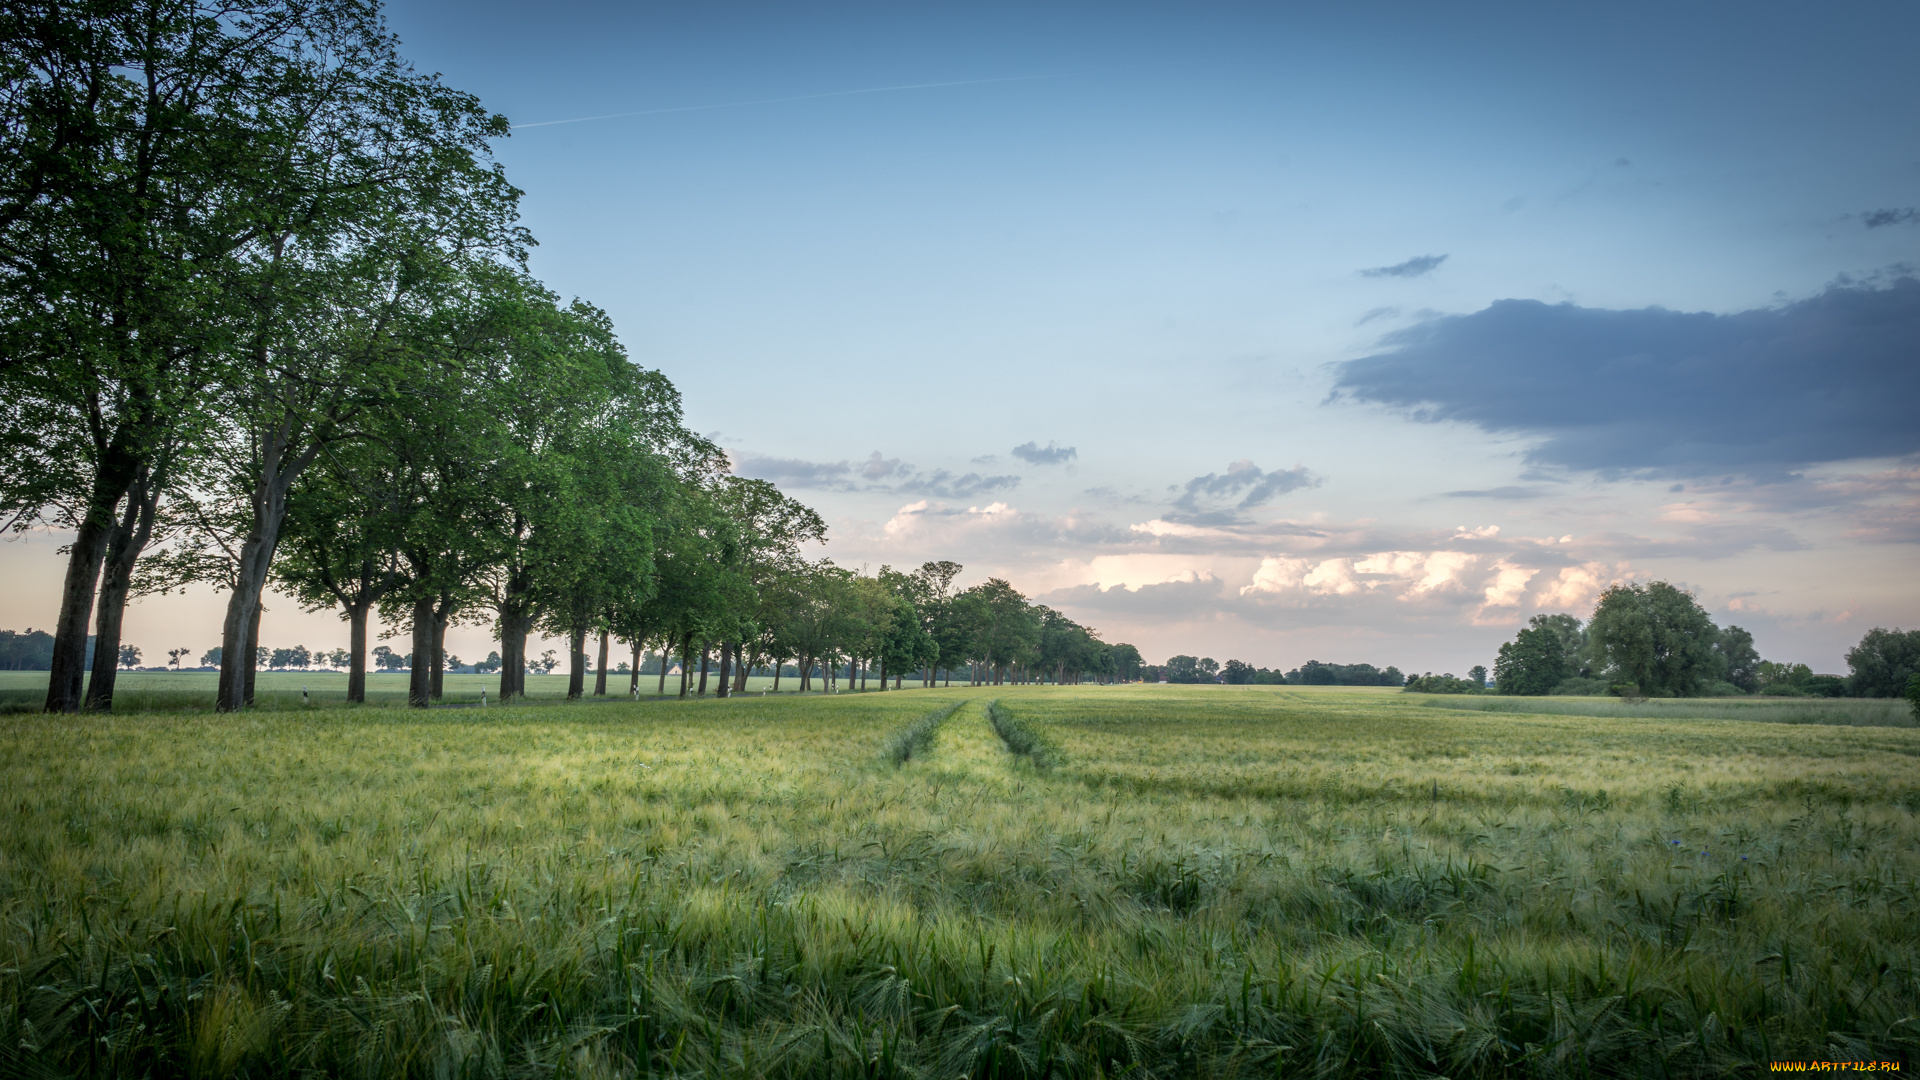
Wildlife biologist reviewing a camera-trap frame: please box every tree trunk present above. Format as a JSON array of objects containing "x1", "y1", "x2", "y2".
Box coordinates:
[
  {"x1": 347, "y1": 601, "x2": 370, "y2": 702},
  {"x1": 498, "y1": 606, "x2": 531, "y2": 702},
  {"x1": 697, "y1": 641, "x2": 710, "y2": 695},
  {"x1": 772, "y1": 660, "x2": 781, "y2": 693},
  {"x1": 430, "y1": 606, "x2": 449, "y2": 701},
  {"x1": 243, "y1": 602, "x2": 262, "y2": 705},
  {"x1": 657, "y1": 642, "x2": 669, "y2": 696},
  {"x1": 568, "y1": 622, "x2": 587, "y2": 700},
  {"x1": 630, "y1": 640, "x2": 641, "y2": 694},
  {"x1": 716, "y1": 641, "x2": 731, "y2": 698},
  {"x1": 408, "y1": 595, "x2": 434, "y2": 708},
  {"x1": 735, "y1": 649, "x2": 751, "y2": 692},
  {"x1": 216, "y1": 441, "x2": 319, "y2": 712},
  {"x1": 678, "y1": 634, "x2": 693, "y2": 697},
  {"x1": 594, "y1": 630, "x2": 609, "y2": 696},
  {"x1": 82, "y1": 470, "x2": 160, "y2": 712}
]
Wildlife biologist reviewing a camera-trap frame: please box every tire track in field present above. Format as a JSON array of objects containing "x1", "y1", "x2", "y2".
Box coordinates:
[
  {"x1": 985, "y1": 699, "x2": 1064, "y2": 771},
  {"x1": 882, "y1": 700, "x2": 966, "y2": 765}
]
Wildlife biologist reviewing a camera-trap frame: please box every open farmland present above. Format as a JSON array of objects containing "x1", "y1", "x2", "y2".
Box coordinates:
[{"x1": 1, "y1": 685, "x2": 1915, "y2": 1077}]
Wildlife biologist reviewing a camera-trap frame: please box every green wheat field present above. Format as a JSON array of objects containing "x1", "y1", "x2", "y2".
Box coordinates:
[{"x1": 1, "y1": 685, "x2": 1915, "y2": 1077}]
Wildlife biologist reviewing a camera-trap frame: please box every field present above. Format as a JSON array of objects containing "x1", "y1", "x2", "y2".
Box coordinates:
[
  {"x1": 0, "y1": 670, "x2": 798, "y2": 713},
  {"x1": 1, "y1": 686, "x2": 1915, "y2": 1077}
]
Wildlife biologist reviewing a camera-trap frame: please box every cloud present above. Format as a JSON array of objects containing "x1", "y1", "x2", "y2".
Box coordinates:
[
  {"x1": 1443, "y1": 486, "x2": 1547, "y2": 500},
  {"x1": 1170, "y1": 460, "x2": 1319, "y2": 521},
  {"x1": 731, "y1": 453, "x2": 853, "y2": 486},
  {"x1": 1332, "y1": 278, "x2": 1920, "y2": 476},
  {"x1": 1011, "y1": 441, "x2": 1077, "y2": 466},
  {"x1": 894, "y1": 470, "x2": 1021, "y2": 499},
  {"x1": 1238, "y1": 547, "x2": 1632, "y2": 625},
  {"x1": 1360, "y1": 254, "x2": 1448, "y2": 279},
  {"x1": 1863, "y1": 208, "x2": 1919, "y2": 229},
  {"x1": 860, "y1": 452, "x2": 903, "y2": 480},
  {"x1": 730, "y1": 449, "x2": 1016, "y2": 498}
]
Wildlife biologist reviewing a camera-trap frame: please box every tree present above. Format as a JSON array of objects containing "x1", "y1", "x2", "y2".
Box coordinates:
[
  {"x1": 1844, "y1": 628, "x2": 1920, "y2": 698},
  {"x1": 1585, "y1": 581, "x2": 1725, "y2": 697},
  {"x1": 1526, "y1": 613, "x2": 1590, "y2": 675},
  {"x1": 1466, "y1": 664, "x2": 1489, "y2": 687},
  {"x1": 1110, "y1": 643, "x2": 1144, "y2": 681},
  {"x1": 1165, "y1": 655, "x2": 1203, "y2": 683},
  {"x1": 1714, "y1": 625, "x2": 1761, "y2": 692},
  {"x1": 276, "y1": 436, "x2": 405, "y2": 702},
  {"x1": 200, "y1": 646, "x2": 222, "y2": 668},
  {"x1": 476, "y1": 651, "x2": 502, "y2": 674},
  {"x1": 166, "y1": 648, "x2": 188, "y2": 670},
  {"x1": 117, "y1": 643, "x2": 140, "y2": 669},
  {"x1": 1906, "y1": 673, "x2": 1920, "y2": 721},
  {"x1": 1220, "y1": 659, "x2": 1255, "y2": 684},
  {"x1": 1494, "y1": 627, "x2": 1567, "y2": 695}
]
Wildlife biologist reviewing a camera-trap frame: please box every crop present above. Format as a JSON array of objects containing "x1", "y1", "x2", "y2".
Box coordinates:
[{"x1": 0, "y1": 685, "x2": 1915, "y2": 1077}]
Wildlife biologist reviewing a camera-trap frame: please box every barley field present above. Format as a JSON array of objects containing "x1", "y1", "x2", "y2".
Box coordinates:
[{"x1": 1, "y1": 685, "x2": 1915, "y2": 1077}]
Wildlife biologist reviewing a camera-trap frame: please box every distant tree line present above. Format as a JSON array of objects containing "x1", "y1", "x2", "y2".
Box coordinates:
[
  {"x1": 1155, "y1": 656, "x2": 1406, "y2": 686},
  {"x1": 1478, "y1": 582, "x2": 1919, "y2": 699}
]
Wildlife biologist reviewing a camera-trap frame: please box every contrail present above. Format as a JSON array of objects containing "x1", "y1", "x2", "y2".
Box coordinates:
[{"x1": 510, "y1": 74, "x2": 1065, "y2": 130}]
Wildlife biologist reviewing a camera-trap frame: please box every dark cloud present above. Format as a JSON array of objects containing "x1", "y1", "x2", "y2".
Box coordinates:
[
  {"x1": 1863, "y1": 208, "x2": 1919, "y2": 229},
  {"x1": 1443, "y1": 487, "x2": 1546, "y2": 499},
  {"x1": 1360, "y1": 254, "x2": 1447, "y2": 279},
  {"x1": 1011, "y1": 441, "x2": 1077, "y2": 466},
  {"x1": 1171, "y1": 460, "x2": 1319, "y2": 521},
  {"x1": 1332, "y1": 278, "x2": 1920, "y2": 476}
]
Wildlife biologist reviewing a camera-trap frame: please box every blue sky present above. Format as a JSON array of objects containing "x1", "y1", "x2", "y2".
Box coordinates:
[{"x1": 8, "y1": 0, "x2": 1916, "y2": 674}]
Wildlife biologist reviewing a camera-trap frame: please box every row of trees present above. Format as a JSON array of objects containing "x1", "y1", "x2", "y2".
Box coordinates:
[
  {"x1": 1490, "y1": 581, "x2": 1919, "y2": 698},
  {"x1": 1157, "y1": 656, "x2": 1406, "y2": 686},
  {"x1": 0, "y1": 0, "x2": 1164, "y2": 714}
]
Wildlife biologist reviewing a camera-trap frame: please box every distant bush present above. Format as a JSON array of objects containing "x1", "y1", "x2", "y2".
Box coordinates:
[
  {"x1": 1403, "y1": 673, "x2": 1482, "y2": 694},
  {"x1": 1549, "y1": 676, "x2": 1610, "y2": 696},
  {"x1": 1805, "y1": 675, "x2": 1847, "y2": 697}
]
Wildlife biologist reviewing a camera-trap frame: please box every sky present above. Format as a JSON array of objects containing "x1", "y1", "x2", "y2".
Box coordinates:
[{"x1": 7, "y1": 0, "x2": 1918, "y2": 675}]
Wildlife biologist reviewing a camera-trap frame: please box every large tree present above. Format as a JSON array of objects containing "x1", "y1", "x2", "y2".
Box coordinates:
[
  {"x1": 1586, "y1": 581, "x2": 1725, "y2": 697},
  {"x1": 1845, "y1": 627, "x2": 1920, "y2": 698}
]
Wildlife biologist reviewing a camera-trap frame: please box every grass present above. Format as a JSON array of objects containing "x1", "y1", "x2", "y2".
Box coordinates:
[
  {"x1": 1418, "y1": 693, "x2": 1917, "y2": 727},
  {"x1": 0, "y1": 684, "x2": 1915, "y2": 1077}
]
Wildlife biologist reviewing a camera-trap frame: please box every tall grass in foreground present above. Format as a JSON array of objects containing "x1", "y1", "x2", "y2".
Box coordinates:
[{"x1": 0, "y1": 686, "x2": 1915, "y2": 1077}]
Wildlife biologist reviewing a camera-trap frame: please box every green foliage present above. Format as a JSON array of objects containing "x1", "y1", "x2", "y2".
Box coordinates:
[
  {"x1": 0, "y1": 629, "x2": 54, "y2": 670},
  {"x1": 1164, "y1": 654, "x2": 1206, "y2": 683},
  {"x1": 1587, "y1": 580, "x2": 1725, "y2": 696},
  {"x1": 1404, "y1": 672, "x2": 1484, "y2": 694},
  {"x1": 1287, "y1": 660, "x2": 1403, "y2": 686},
  {"x1": 1493, "y1": 626, "x2": 1567, "y2": 695},
  {"x1": 1846, "y1": 626, "x2": 1920, "y2": 698},
  {"x1": 1908, "y1": 672, "x2": 1920, "y2": 720},
  {"x1": 1714, "y1": 624, "x2": 1762, "y2": 691}
]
